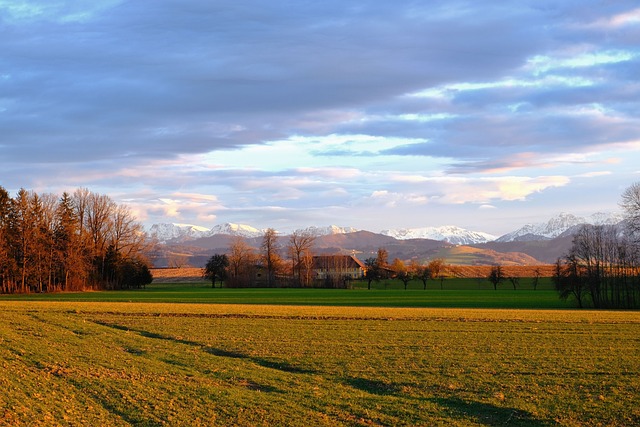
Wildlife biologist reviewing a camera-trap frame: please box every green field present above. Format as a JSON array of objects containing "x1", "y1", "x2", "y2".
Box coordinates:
[
  {"x1": 1, "y1": 285, "x2": 639, "y2": 426},
  {"x1": 0, "y1": 279, "x2": 571, "y2": 309},
  {"x1": 1, "y1": 301, "x2": 639, "y2": 426}
]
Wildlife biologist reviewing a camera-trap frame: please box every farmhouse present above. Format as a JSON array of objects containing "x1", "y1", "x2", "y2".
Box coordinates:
[{"x1": 312, "y1": 255, "x2": 366, "y2": 280}]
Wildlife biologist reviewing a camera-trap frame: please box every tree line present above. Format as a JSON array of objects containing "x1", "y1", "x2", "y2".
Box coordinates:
[
  {"x1": 203, "y1": 229, "x2": 450, "y2": 289},
  {"x1": 0, "y1": 187, "x2": 152, "y2": 293},
  {"x1": 550, "y1": 183, "x2": 640, "y2": 309},
  {"x1": 204, "y1": 228, "x2": 318, "y2": 288}
]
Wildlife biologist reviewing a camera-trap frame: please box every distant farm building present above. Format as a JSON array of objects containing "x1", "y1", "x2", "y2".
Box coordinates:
[{"x1": 312, "y1": 255, "x2": 366, "y2": 281}]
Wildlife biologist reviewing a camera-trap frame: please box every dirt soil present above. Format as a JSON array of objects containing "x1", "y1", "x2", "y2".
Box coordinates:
[
  {"x1": 151, "y1": 265, "x2": 556, "y2": 283},
  {"x1": 151, "y1": 267, "x2": 204, "y2": 282}
]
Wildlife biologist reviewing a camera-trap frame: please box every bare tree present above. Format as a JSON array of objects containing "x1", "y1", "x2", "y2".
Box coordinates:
[
  {"x1": 532, "y1": 267, "x2": 542, "y2": 290},
  {"x1": 167, "y1": 253, "x2": 190, "y2": 269},
  {"x1": 288, "y1": 229, "x2": 316, "y2": 287},
  {"x1": 566, "y1": 223, "x2": 640, "y2": 308},
  {"x1": 109, "y1": 204, "x2": 147, "y2": 258},
  {"x1": 415, "y1": 264, "x2": 432, "y2": 290},
  {"x1": 227, "y1": 237, "x2": 257, "y2": 287},
  {"x1": 261, "y1": 228, "x2": 282, "y2": 287},
  {"x1": 85, "y1": 192, "x2": 116, "y2": 260},
  {"x1": 621, "y1": 182, "x2": 640, "y2": 237},
  {"x1": 487, "y1": 265, "x2": 505, "y2": 291}
]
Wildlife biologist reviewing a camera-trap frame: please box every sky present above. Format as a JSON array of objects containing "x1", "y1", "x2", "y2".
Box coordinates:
[{"x1": 1, "y1": 1, "x2": 640, "y2": 236}]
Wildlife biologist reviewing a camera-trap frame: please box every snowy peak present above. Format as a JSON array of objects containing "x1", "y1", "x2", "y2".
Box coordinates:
[
  {"x1": 209, "y1": 223, "x2": 264, "y2": 238},
  {"x1": 149, "y1": 212, "x2": 624, "y2": 245},
  {"x1": 149, "y1": 222, "x2": 264, "y2": 243},
  {"x1": 149, "y1": 223, "x2": 211, "y2": 243},
  {"x1": 496, "y1": 212, "x2": 623, "y2": 242},
  {"x1": 303, "y1": 225, "x2": 359, "y2": 236},
  {"x1": 589, "y1": 211, "x2": 624, "y2": 225},
  {"x1": 380, "y1": 225, "x2": 497, "y2": 245}
]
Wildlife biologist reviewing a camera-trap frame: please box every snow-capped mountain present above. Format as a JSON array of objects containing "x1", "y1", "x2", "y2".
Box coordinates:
[
  {"x1": 304, "y1": 225, "x2": 359, "y2": 236},
  {"x1": 149, "y1": 222, "x2": 360, "y2": 243},
  {"x1": 149, "y1": 223, "x2": 211, "y2": 243},
  {"x1": 209, "y1": 223, "x2": 264, "y2": 238},
  {"x1": 380, "y1": 225, "x2": 497, "y2": 245},
  {"x1": 496, "y1": 212, "x2": 623, "y2": 242},
  {"x1": 150, "y1": 222, "x2": 264, "y2": 243},
  {"x1": 149, "y1": 212, "x2": 623, "y2": 245}
]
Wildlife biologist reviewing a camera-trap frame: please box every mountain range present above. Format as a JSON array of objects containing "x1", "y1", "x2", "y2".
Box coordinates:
[
  {"x1": 147, "y1": 212, "x2": 623, "y2": 268},
  {"x1": 149, "y1": 211, "x2": 621, "y2": 245}
]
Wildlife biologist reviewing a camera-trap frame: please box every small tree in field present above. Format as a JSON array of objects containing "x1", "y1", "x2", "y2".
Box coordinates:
[
  {"x1": 410, "y1": 260, "x2": 432, "y2": 290},
  {"x1": 203, "y1": 254, "x2": 229, "y2": 288},
  {"x1": 532, "y1": 267, "x2": 542, "y2": 290},
  {"x1": 552, "y1": 256, "x2": 587, "y2": 308},
  {"x1": 392, "y1": 258, "x2": 412, "y2": 290},
  {"x1": 427, "y1": 258, "x2": 445, "y2": 289},
  {"x1": 507, "y1": 276, "x2": 519, "y2": 290},
  {"x1": 417, "y1": 266, "x2": 432, "y2": 290},
  {"x1": 364, "y1": 257, "x2": 380, "y2": 290},
  {"x1": 487, "y1": 265, "x2": 505, "y2": 291}
]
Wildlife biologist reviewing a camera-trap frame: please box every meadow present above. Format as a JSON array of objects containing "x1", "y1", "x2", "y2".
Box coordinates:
[
  {"x1": 1, "y1": 283, "x2": 639, "y2": 426},
  {"x1": 0, "y1": 278, "x2": 567, "y2": 309}
]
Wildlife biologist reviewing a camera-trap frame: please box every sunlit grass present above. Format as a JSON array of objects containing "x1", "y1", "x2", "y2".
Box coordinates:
[{"x1": 0, "y1": 302, "x2": 638, "y2": 426}]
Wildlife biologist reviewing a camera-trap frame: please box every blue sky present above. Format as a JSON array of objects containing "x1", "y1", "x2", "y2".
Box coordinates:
[{"x1": 1, "y1": 1, "x2": 639, "y2": 235}]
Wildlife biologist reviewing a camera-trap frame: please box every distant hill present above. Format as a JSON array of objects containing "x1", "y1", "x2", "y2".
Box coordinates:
[
  {"x1": 432, "y1": 245, "x2": 542, "y2": 266},
  {"x1": 146, "y1": 211, "x2": 624, "y2": 267},
  {"x1": 474, "y1": 234, "x2": 575, "y2": 264},
  {"x1": 148, "y1": 230, "x2": 540, "y2": 268}
]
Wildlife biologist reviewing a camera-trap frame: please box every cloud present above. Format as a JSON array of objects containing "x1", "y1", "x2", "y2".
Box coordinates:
[
  {"x1": 586, "y1": 7, "x2": 640, "y2": 29},
  {"x1": 0, "y1": 1, "x2": 547, "y2": 162},
  {"x1": 1, "y1": 1, "x2": 639, "y2": 235}
]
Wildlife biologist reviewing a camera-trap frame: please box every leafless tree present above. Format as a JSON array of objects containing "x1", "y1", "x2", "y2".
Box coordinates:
[
  {"x1": 110, "y1": 204, "x2": 147, "y2": 258},
  {"x1": 288, "y1": 229, "x2": 316, "y2": 287},
  {"x1": 488, "y1": 265, "x2": 505, "y2": 291},
  {"x1": 167, "y1": 253, "x2": 190, "y2": 269},
  {"x1": 532, "y1": 267, "x2": 542, "y2": 290},
  {"x1": 261, "y1": 228, "x2": 282, "y2": 287},
  {"x1": 227, "y1": 237, "x2": 257, "y2": 287},
  {"x1": 554, "y1": 223, "x2": 639, "y2": 308},
  {"x1": 85, "y1": 192, "x2": 116, "y2": 260},
  {"x1": 621, "y1": 182, "x2": 640, "y2": 237}
]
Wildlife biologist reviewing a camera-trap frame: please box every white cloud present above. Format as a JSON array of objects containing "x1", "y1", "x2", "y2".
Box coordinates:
[
  {"x1": 2, "y1": 0, "x2": 638, "y2": 235},
  {"x1": 588, "y1": 8, "x2": 640, "y2": 29}
]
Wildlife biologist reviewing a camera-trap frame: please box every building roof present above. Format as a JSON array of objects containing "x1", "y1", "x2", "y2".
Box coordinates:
[{"x1": 312, "y1": 255, "x2": 366, "y2": 270}]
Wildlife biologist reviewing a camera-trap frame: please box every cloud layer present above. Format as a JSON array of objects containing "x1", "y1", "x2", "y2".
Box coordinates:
[{"x1": 1, "y1": 1, "x2": 639, "y2": 234}]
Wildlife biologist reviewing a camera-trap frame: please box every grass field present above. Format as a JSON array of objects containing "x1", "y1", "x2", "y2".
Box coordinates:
[
  {"x1": 0, "y1": 301, "x2": 638, "y2": 426},
  {"x1": 0, "y1": 278, "x2": 572, "y2": 309}
]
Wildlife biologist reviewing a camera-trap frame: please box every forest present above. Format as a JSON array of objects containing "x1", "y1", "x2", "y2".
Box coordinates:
[{"x1": 0, "y1": 186, "x2": 151, "y2": 293}]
